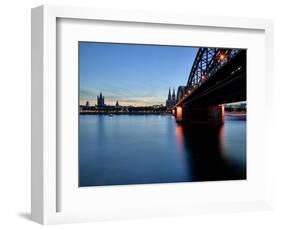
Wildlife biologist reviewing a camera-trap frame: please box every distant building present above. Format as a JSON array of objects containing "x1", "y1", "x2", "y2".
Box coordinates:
[
  {"x1": 166, "y1": 88, "x2": 176, "y2": 110},
  {"x1": 240, "y1": 102, "x2": 247, "y2": 110},
  {"x1": 116, "y1": 100, "x2": 119, "y2": 107},
  {"x1": 97, "y1": 92, "x2": 105, "y2": 107},
  {"x1": 172, "y1": 88, "x2": 176, "y2": 101},
  {"x1": 152, "y1": 104, "x2": 164, "y2": 109},
  {"x1": 224, "y1": 102, "x2": 247, "y2": 112},
  {"x1": 86, "y1": 101, "x2": 90, "y2": 107}
]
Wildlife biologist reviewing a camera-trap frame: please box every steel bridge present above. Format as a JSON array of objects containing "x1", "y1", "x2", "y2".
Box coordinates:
[{"x1": 173, "y1": 48, "x2": 246, "y2": 124}]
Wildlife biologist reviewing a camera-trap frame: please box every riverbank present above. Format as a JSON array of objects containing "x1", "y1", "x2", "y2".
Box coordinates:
[
  {"x1": 80, "y1": 111, "x2": 170, "y2": 115},
  {"x1": 225, "y1": 111, "x2": 246, "y2": 117}
]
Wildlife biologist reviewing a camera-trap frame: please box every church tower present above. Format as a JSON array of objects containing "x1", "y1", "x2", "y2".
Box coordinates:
[
  {"x1": 97, "y1": 92, "x2": 105, "y2": 107},
  {"x1": 172, "y1": 88, "x2": 176, "y2": 101},
  {"x1": 168, "y1": 88, "x2": 171, "y2": 100},
  {"x1": 166, "y1": 87, "x2": 177, "y2": 110}
]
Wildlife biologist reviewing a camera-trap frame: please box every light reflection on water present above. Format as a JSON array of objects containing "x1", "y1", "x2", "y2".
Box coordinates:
[{"x1": 79, "y1": 114, "x2": 246, "y2": 187}]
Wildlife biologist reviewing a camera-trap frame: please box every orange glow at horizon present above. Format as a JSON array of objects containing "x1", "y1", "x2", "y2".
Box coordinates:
[{"x1": 80, "y1": 100, "x2": 164, "y2": 107}]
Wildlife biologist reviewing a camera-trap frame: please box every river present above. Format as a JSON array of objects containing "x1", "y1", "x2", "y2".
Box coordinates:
[{"x1": 79, "y1": 114, "x2": 246, "y2": 187}]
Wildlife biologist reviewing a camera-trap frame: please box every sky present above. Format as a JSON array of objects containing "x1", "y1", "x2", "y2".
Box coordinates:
[{"x1": 79, "y1": 42, "x2": 198, "y2": 106}]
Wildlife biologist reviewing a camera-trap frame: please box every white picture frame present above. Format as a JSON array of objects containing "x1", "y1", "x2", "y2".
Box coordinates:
[{"x1": 31, "y1": 5, "x2": 274, "y2": 225}]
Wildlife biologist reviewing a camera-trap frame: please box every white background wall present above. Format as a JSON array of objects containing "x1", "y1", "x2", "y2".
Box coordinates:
[{"x1": 0, "y1": 0, "x2": 280, "y2": 229}]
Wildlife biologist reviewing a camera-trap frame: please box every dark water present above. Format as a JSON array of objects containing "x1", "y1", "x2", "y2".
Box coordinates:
[{"x1": 79, "y1": 114, "x2": 246, "y2": 187}]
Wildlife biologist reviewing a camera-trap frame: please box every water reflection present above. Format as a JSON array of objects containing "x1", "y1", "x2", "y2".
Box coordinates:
[
  {"x1": 79, "y1": 115, "x2": 246, "y2": 187},
  {"x1": 175, "y1": 122, "x2": 184, "y2": 153},
  {"x1": 176, "y1": 122, "x2": 246, "y2": 182}
]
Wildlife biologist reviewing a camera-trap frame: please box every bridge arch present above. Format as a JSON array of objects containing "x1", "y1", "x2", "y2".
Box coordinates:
[
  {"x1": 176, "y1": 86, "x2": 186, "y2": 103},
  {"x1": 174, "y1": 48, "x2": 246, "y2": 124}
]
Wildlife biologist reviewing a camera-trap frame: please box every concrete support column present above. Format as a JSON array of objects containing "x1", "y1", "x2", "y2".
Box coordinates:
[
  {"x1": 177, "y1": 104, "x2": 224, "y2": 125},
  {"x1": 208, "y1": 105, "x2": 224, "y2": 124},
  {"x1": 175, "y1": 106, "x2": 183, "y2": 122}
]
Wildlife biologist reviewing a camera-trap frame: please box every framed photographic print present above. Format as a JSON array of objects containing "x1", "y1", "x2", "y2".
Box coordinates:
[
  {"x1": 31, "y1": 5, "x2": 274, "y2": 224},
  {"x1": 78, "y1": 42, "x2": 247, "y2": 187}
]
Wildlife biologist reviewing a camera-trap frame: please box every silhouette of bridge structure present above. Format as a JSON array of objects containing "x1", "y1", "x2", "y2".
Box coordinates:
[{"x1": 173, "y1": 48, "x2": 246, "y2": 124}]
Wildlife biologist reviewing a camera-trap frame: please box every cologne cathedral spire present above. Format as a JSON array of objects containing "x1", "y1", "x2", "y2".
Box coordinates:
[
  {"x1": 168, "y1": 88, "x2": 171, "y2": 100},
  {"x1": 172, "y1": 88, "x2": 176, "y2": 100},
  {"x1": 166, "y1": 87, "x2": 176, "y2": 110}
]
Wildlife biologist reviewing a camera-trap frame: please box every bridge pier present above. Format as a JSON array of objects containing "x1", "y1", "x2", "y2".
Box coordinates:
[
  {"x1": 174, "y1": 106, "x2": 183, "y2": 122},
  {"x1": 175, "y1": 105, "x2": 224, "y2": 125}
]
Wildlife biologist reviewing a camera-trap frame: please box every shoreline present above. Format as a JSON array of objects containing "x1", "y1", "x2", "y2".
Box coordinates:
[
  {"x1": 225, "y1": 111, "x2": 246, "y2": 116},
  {"x1": 80, "y1": 111, "x2": 171, "y2": 115},
  {"x1": 80, "y1": 111, "x2": 246, "y2": 116}
]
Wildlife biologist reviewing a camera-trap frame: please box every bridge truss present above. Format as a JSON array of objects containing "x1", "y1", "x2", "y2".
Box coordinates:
[{"x1": 186, "y1": 48, "x2": 241, "y2": 93}]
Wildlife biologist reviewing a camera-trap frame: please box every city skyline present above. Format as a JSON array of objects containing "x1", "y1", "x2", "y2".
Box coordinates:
[
  {"x1": 79, "y1": 42, "x2": 198, "y2": 106},
  {"x1": 81, "y1": 91, "x2": 247, "y2": 108},
  {"x1": 82, "y1": 90, "x2": 175, "y2": 107}
]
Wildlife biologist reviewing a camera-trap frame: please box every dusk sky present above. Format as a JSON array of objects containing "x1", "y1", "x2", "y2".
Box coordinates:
[{"x1": 79, "y1": 42, "x2": 198, "y2": 106}]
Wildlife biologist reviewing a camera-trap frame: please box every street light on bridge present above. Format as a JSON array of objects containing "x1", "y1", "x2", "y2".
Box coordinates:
[
  {"x1": 218, "y1": 52, "x2": 227, "y2": 62},
  {"x1": 201, "y1": 75, "x2": 206, "y2": 80}
]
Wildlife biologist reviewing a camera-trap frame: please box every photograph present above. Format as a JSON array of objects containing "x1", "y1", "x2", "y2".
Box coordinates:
[{"x1": 78, "y1": 42, "x2": 247, "y2": 187}]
